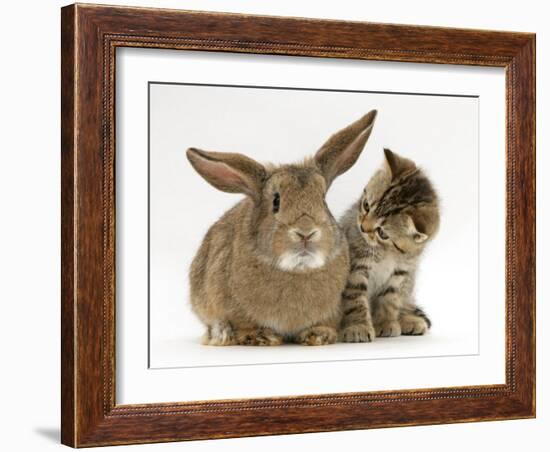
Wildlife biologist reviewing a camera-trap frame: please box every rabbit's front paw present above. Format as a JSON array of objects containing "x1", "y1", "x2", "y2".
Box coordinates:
[
  {"x1": 297, "y1": 326, "x2": 337, "y2": 346},
  {"x1": 375, "y1": 320, "x2": 401, "y2": 337},
  {"x1": 340, "y1": 323, "x2": 375, "y2": 343},
  {"x1": 202, "y1": 321, "x2": 235, "y2": 346},
  {"x1": 235, "y1": 328, "x2": 283, "y2": 346}
]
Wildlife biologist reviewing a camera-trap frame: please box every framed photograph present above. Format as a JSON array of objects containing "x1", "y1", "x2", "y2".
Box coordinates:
[{"x1": 61, "y1": 3, "x2": 535, "y2": 447}]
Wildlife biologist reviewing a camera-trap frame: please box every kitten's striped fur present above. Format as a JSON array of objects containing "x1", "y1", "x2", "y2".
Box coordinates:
[{"x1": 339, "y1": 149, "x2": 440, "y2": 342}]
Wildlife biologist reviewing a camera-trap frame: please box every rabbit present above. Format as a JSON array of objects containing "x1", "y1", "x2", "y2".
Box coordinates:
[{"x1": 186, "y1": 110, "x2": 377, "y2": 346}]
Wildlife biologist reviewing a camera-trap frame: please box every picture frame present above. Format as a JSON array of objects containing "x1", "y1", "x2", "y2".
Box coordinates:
[{"x1": 61, "y1": 3, "x2": 535, "y2": 447}]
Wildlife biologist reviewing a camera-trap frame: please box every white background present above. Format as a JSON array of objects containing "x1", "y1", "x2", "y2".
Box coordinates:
[
  {"x1": 0, "y1": 0, "x2": 545, "y2": 451},
  {"x1": 118, "y1": 52, "x2": 507, "y2": 404}
]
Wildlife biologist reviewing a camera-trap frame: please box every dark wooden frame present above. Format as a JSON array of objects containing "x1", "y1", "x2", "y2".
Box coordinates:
[{"x1": 61, "y1": 3, "x2": 536, "y2": 447}]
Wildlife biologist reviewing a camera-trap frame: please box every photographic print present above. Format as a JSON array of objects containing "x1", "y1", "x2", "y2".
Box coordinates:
[
  {"x1": 62, "y1": 5, "x2": 535, "y2": 446},
  {"x1": 146, "y1": 80, "x2": 479, "y2": 369}
]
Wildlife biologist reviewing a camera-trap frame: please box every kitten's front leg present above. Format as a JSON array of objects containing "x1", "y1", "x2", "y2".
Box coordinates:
[
  {"x1": 373, "y1": 292, "x2": 402, "y2": 337},
  {"x1": 339, "y1": 270, "x2": 375, "y2": 343},
  {"x1": 373, "y1": 270, "x2": 411, "y2": 337}
]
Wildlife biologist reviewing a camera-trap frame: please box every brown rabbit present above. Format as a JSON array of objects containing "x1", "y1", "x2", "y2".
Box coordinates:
[{"x1": 186, "y1": 110, "x2": 377, "y2": 346}]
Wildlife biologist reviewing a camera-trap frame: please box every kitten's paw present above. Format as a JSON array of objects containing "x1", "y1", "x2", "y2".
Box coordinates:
[
  {"x1": 297, "y1": 326, "x2": 337, "y2": 346},
  {"x1": 202, "y1": 321, "x2": 235, "y2": 345},
  {"x1": 400, "y1": 315, "x2": 429, "y2": 335},
  {"x1": 340, "y1": 324, "x2": 375, "y2": 343},
  {"x1": 235, "y1": 328, "x2": 283, "y2": 346},
  {"x1": 375, "y1": 320, "x2": 401, "y2": 337}
]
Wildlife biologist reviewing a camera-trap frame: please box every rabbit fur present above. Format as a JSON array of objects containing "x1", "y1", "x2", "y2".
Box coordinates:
[{"x1": 186, "y1": 110, "x2": 377, "y2": 346}]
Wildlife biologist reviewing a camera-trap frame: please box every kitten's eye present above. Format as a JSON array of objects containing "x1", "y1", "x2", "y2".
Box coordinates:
[
  {"x1": 273, "y1": 192, "x2": 280, "y2": 213},
  {"x1": 363, "y1": 199, "x2": 370, "y2": 213},
  {"x1": 376, "y1": 227, "x2": 389, "y2": 240}
]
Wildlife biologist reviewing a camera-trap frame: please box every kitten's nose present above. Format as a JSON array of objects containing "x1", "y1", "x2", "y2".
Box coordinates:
[{"x1": 360, "y1": 216, "x2": 376, "y2": 235}]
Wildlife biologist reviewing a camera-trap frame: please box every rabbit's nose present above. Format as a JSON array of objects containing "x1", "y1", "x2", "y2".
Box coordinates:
[
  {"x1": 293, "y1": 229, "x2": 320, "y2": 244},
  {"x1": 297, "y1": 230, "x2": 316, "y2": 241}
]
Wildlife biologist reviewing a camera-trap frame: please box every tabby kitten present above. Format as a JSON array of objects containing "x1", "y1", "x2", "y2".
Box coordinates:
[{"x1": 339, "y1": 149, "x2": 440, "y2": 342}]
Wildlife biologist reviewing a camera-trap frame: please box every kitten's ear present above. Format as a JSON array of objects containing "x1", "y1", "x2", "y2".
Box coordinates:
[
  {"x1": 405, "y1": 215, "x2": 429, "y2": 243},
  {"x1": 413, "y1": 231, "x2": 429, "y2": 243},
  {"x1": 406, "y1": 205, "x2": 440, "y2": 244},
  {"x1": 314, "y1": 110, "x2": 377, "y2": 188},
  {"x1": 186, "y1": 148, "x2": 266, "y2": 202},
  {"x1": 384, "y1": 149, "x2": 416, "y2": 180}
]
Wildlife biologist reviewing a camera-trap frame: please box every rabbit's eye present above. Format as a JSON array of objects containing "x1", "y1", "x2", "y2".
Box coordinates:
[
  {"x1": 363, "y1": 199, "x2": 370, "y2": 213},
  {"x1": 376, "y1": 227, "x2": 389, "y2": 240},
  {"x1": 273, "y1": 192, "x2": 280, "y2": 213}
]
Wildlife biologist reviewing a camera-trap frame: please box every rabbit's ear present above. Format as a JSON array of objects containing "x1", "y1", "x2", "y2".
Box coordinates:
[
  {"x1": 186, "y1": 148, "x2": 266, "y2": 201},
  {"x1": 314, "y1": 110, "x2": 377, "y2": 187},
  {"x1": 383, "y1": 148, "x2": 416, "y2": 180}
]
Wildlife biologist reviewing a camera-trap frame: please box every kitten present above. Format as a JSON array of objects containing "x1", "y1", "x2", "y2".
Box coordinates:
[{"x1": 339, "y1": 149, "x2": 440, "y2": 342}]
